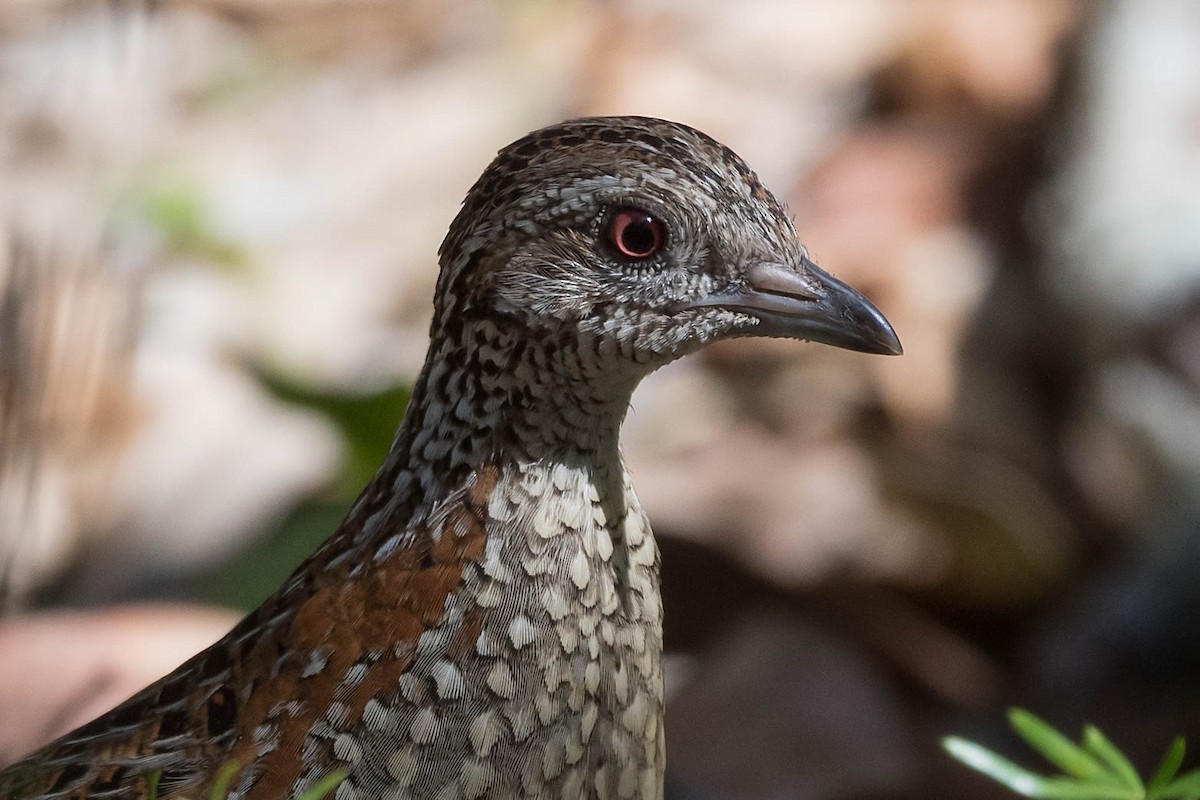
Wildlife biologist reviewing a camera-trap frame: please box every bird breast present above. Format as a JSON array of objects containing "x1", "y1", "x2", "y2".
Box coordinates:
[{"x1": 333, "y1": 459, "x2": 666, "y2": 799}]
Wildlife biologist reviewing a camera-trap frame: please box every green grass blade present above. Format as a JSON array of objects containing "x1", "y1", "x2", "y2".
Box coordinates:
[
  {"x1": 1035, "y1": 779, "x2": 1147, "y2": 800},
  {"x1": 1084, "y1": 726, "x2": 1143, "y2": 792},
  {"x1": 145, "y1": 769, "x2": 161, "y2": 800},
  {"x1": 943, "y1": 737, "x2": 1140, "y2": 800},
  {"x1": 1009, "y1": 709, "x2": 1116, "y2": 784},
  {"x1": 944, "y1": 736, "x2": 1059, "y2": 797},
  {"x1": 1150, "y1": 739, "x2": 1187, "y2": 796},
  {"x1": 208, "y1": 762, "x2": 240, "y2": 800},
  {"x1": 1156, "y1": 769, "x2": 1200, "y2": 800},
  {"x1": 296, "y1": 771, "x2": 346, "y2": 800}
]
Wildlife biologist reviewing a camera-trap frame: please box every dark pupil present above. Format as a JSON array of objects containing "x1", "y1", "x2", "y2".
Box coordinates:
[{"x1": 621, "y1": 218, "x2": 656, "y2": 255}]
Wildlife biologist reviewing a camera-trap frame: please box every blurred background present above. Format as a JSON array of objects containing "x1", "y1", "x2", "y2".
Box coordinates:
[{"x1": 2, "y1": 0, "x2": 1200, "y2": 797}]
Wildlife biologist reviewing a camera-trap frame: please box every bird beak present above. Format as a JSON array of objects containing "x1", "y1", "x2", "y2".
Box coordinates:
[{"x1": 684, "y1": 255, "x2": 902, "y2": 355}]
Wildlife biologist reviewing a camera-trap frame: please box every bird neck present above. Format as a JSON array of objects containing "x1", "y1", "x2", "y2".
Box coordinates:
[{"x1": 343, "y1": 317, "x2": 642, "y2": 547}]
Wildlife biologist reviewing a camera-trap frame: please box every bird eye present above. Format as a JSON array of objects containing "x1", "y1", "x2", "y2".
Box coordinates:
[{"x1": 607, "y1": 208, "x2": 666, "y2": 261}]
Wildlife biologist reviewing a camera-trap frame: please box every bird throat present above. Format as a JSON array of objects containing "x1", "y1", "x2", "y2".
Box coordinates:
[{"x1": 356, "y1": 315, "x2": 643, "y2": 528}]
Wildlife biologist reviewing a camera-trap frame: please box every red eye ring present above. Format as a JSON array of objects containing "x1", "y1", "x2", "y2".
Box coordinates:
[{"x1": 607, "y1": 208, "x2": 666, "y2": 261}]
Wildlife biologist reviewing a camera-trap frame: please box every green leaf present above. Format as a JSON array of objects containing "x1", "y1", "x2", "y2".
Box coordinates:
[
  {"x1": 1009, "y1": 709, "x2": 1115, "y2": 784},
  {"x1": 132, "y1": 177, "x2": 248, "y2": 272},
  {"x1": 209, "y1": 762, "x2": 240, "y2": 800},
  {"x1": 204, "y1": 500, "x2": 350, "y2": 611},
  {"x1": 943, "y1": 737, "x2": 1139, "y2": 800},
  {"x1": 1033, "y1": 779, "x2": 1145, "y2": 800},
  {"x1": 295, "y1": 771, "x2": 347, "y2": 800},
  {"x1": 1084, "y1": 726, "x2": 1143, "y2": 792},
  {"x1": 1150, "y1": 739, "x2": 1187, "y2": 796},
  {"x1": 253, "y1": 369, "x2": 412, "y2": 501},
  {"x1": 1157, "y1": 768, "x2": 1200, "y2": 799},
  {"x1": 144, "y1": 769, "x2": 161, "y2": 800},
  {"x1": 944, "y1": 736, "x2": 1058, "y2": 797}
]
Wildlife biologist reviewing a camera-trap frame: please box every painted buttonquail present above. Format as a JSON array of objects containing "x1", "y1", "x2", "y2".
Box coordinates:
[{"x1": 0, "y1": 116, "x2": 901, "y2": 800}]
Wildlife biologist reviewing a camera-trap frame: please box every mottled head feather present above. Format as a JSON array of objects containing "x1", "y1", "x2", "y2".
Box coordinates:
[{"x1": 433, "y1": 116, "x2": 803, "y2": 362}]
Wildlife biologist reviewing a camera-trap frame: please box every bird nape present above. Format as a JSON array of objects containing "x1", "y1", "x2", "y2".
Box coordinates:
[{"x1": 0, "y1": 116, "x2": 900, "y2": 800}]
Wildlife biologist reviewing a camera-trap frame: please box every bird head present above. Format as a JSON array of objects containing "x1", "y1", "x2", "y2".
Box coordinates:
[{"x1": 435, "y1": 116, "x2": 900, "y2": 383}]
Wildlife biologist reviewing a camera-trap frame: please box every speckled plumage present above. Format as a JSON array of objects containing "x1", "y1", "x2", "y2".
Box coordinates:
[{"x1": 0, "y1": 116, "x2": 899, "y2": 800}]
